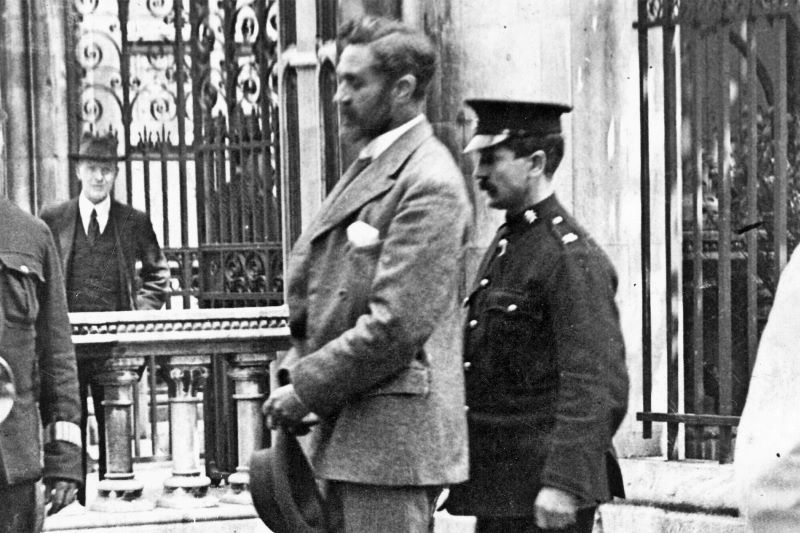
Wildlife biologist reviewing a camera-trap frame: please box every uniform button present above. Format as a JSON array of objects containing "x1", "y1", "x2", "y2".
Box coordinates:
[
  {"x1": 463, "y1": 361, "x2": 472, "y2": 370},
  {"x1": 507, "y1": 304, "x2": 518, "y2": 313},
  {"x1": 20, "y1": 265, "x2": 29, "y2": 274},
  {"x1": 464, "y1": 405, "x2": 470, "y2": 413},
  {"x1": 462, "y1": 297, "x2": 470, "y2": 307},
  {"x1": 468, "y1": 319, "x2": 478, "y2": 329},
  {"x1": 562, "y1": 232, "x2": 578, "y2": 244},
  {"x1": 479, "y1": 278, "x2": 489, "y2": 287},
  {"x1": 552, "y1": 215, "x2": 564, "y2": 224}
]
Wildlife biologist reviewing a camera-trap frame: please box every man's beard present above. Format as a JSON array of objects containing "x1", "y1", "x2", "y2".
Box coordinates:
[{"x1": 339, "y1": 91, "x2": 394, "y2": 144}]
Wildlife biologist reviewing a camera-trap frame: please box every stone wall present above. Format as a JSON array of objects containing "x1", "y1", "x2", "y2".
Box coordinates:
[{"x1": 0, "y1": 1, "x2": 71, "y2": 212}]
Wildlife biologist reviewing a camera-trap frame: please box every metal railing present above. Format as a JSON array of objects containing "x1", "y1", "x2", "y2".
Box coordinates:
[{"x1": 636, "y1": 0, "x2": 800, "y2": 462}]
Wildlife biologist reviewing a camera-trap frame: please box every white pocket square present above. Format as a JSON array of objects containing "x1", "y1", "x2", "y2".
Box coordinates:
[{"x1": 347, "y1": 221, "x2": 380, "y2": 248}]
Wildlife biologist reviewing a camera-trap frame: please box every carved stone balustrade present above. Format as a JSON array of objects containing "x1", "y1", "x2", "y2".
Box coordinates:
[
  {"x1": 221, "y1": 353, "x2": 270, "y2": 505},
  {"x1": 70, "y1": 306, "x2": 290, "y2": 511},
  {"x1": 91, "y1": 355, "x2": 153, "y2": 512},
  {"x1": 159, "y1": 355, "x2": 215, "y2": 508}
]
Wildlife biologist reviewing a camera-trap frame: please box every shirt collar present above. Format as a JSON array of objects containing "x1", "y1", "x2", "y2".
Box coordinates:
[
  {"x1": 78, "y1": 193, "x2": 111, "y2": 234},
  {"x1": 358, "y1": 114, "x2": 425, "y2": 161}
]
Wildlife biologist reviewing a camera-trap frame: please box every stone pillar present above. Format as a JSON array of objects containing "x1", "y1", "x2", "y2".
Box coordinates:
[
  {"x1": 221, "y1": 353, "x2": 270, "y2": 504},
  {"x1": 279, "y1": 0, "x2": 322, "y2": 244},
  {"x1": 91, "y1": 356, "x2": 155, "y2": 512},
  {"x1": 29, "y1": 1, "x2": 72, "y2": 208},
  {"x1": 0, "y1": 0, "x2": 71, "y2": 210},
  {"x1": 0, "y1": 0, "x2": 35, "y2": 212},
  {"x1": 158, "y1": 355, "x2": 218, "y2": 508}
]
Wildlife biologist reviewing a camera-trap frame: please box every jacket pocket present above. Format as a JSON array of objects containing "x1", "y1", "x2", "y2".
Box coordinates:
[
  {"x1": 0, "y1": 252, "x2": 44, "y2": 328},
  {"x1": 364, "y1": 360, "x2": 431, "y2": 397},
  {"x1": 483, "y1": 289, "x2": 554, "y2": 389},
  {"x1": 346, "y1": 239, "x2": 384, "y2": 279},
  {"x1": 343, "y1": 239, "x2": 384, "y2": 317}
]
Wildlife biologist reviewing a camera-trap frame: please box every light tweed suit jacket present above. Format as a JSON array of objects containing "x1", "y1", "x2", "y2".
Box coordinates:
[{"x1": 282, "y1": 118, "x2": 472, "y2": 486}]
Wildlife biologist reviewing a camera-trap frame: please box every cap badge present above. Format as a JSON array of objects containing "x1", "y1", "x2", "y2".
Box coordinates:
[{"x1": 524, "y1": 210, "x2": 538, "y2": 224}]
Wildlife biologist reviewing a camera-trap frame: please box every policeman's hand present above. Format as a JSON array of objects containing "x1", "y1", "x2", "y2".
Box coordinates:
[
  {"x1": 45, "y1": 479, "x2": 78, "y2": 515},
  {"x1": 262, "y1": 384, "x2": 310, "y2": 430},
  {"x1": 534, "y1": 486, "x2": 578, "y2": 530}
]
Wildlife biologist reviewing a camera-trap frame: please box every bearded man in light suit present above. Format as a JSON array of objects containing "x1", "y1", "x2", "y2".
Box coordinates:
[{"x1": 262, "y1": 15, "x2": 472, "y2": 533}]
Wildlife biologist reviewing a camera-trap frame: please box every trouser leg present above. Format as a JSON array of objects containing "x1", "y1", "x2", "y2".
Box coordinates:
[
  {"x1": 91, "y1": 380, "x2": 107, "y2": 483},
  {"x1": 0, "y1": 482, "x2": 40, "y2": 533},
  {"x1": 77, "y1": 363, "x2": 91, "y2": 506},
  {"x1": 326, "y1": 481, "x2": 441, "y2": 533},
  {"x1": 77, "y1": 359, "x2": 108, "y2": 506}
]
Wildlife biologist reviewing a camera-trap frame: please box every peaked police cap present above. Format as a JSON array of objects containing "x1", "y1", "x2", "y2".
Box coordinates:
[{"x1": 463, "y1": 99, "x2": 571, "y2": 153}]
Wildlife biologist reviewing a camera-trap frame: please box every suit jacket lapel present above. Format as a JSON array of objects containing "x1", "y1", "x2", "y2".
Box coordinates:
[
  {"x1": 293, "y1": 156, "x2": 371, "y2": 253},
  {"x1": 110, "y1": 202, "x2": 136, "y2": 309},
  {"x1": 308, "y1": 120, "x2": 434, "y2": 243},
  {"x1": 57, "y1": 199, "x2": 79, "y2": 275}
]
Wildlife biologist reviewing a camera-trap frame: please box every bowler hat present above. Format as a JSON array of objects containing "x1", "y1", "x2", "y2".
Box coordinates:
[
  {"x1": 463, "y1": 99, "x2": 572, "y2": 153},
  {"x1": 250, "y1": 428, "x2": 326, "y2": 533},
  {"x1": 72, "y1": 131, "x2": 121, "y2": 162}
]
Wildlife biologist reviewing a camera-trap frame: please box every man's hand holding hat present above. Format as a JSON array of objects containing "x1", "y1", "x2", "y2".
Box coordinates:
[{"x1": 263, "y1": 385, "x2": 312, "y2": 433}]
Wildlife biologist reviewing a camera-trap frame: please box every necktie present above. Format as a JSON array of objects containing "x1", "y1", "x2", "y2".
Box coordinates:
[{"x1": 87, "y1": 209, "x2": 100, "y2": 246}]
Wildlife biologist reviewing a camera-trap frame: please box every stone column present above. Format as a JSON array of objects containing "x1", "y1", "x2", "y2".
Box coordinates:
[
  {"x1": 157, "y1": 355, "x2": 218, "y2": 508},
  {"x1": 0, "y1": 0, "x2": 35, "y2": 212},
  {"x1": 91, "y1": 356, "x2": 155, "y2": 512},
  {"x1": 221, "y1": 353, "x2": 270, "y2": 504},
  {"x1": 30, "y1": 1, "x2": 71, "y2": 208}
]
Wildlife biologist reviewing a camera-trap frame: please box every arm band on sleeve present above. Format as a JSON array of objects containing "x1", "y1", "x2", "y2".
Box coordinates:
[{"x1": 44, "y1": 421, "x2": 83, "y2": 448}]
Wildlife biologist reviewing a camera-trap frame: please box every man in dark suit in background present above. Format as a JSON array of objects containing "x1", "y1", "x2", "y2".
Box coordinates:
[
  {"x1": 40, "y1": 132, "x2": 169, "y2": 503},
  {"x1": 1, "y1": 197, "x2": 83, "y2": 532},
  {"x1": 445, "y1": 100, "x2": 629, "y2": 533},
  {"x1": 262, "y1": 16, "x2": 472, "y2": 533}
]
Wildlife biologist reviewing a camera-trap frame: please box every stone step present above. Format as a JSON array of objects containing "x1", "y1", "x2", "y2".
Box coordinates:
[
  {"x1": 44, "y1": 459, "x2": 747, "y2": 533},
  {"x1": 42, "y1": 462, "x2": 477, "y2": 533},
  {"x1": 598, "y1": 501, "x2": 745, "y2": 533}
]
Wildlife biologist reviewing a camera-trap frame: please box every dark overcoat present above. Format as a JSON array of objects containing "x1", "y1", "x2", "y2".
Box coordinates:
[
  {"x1": 446, "y1": 194, "x2": 629, "y2": 517},
  {"x1": 282, "y1": 118, "x2": 472, "y2": 486},
  {"x1": 0, "y1": 199, "x2": 82, "y2": 487},
  {"x1": 40, "y1": 199, "x2": 169, "y2": 311}
]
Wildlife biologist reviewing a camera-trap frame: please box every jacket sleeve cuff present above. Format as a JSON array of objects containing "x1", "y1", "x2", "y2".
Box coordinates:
[{"x1": 43, "y1": 440, "x2": 84, "y2": 486}]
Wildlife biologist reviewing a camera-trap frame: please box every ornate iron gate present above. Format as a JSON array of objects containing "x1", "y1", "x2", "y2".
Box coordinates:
[
  {"x1": 67, "y1": 0, "x2": 282, "y2": 310},
  {"x1": 636, "y1": 0, "x2": 800, "y2": 462}
]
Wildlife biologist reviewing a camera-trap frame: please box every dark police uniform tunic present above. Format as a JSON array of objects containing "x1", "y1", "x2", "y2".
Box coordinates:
[
  {"x1": 446, "y1": 194, "x2": 628, "y2": 517},
  {"x1": 0, "y1": 199, "x2": 82, "y2": 497}
]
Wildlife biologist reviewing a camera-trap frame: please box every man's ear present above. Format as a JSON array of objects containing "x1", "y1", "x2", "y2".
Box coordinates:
[
  {"x1": 527, "y1": 150, "x2": 547, "y2": 175},
  {"x1": 392, "y1": 74, "x2": 417, "y2": 102}
]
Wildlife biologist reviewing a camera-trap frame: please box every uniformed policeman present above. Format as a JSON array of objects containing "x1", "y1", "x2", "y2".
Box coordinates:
[
  {"x1": 444, "y1": 99, "x2": 629, "y2": 533},
  {"x1": 1, "y1": 198, "x2": 82, "y2": 532}
]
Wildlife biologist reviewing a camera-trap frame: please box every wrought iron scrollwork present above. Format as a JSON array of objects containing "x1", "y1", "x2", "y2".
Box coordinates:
[
  {"x1": 70, "y1": 1, "x2": 282, "y2": 308},
  {"x1": 641, "y1": 0, "x2": 800, "y2": 27}
]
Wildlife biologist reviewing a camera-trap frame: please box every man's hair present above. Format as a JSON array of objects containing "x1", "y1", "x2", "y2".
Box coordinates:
[
  {"x1": 503, "y1": 133, "x2": 565, "y2": 176},
  {"x1": 337, "y1": 16, "x2": 436, "y2": 101}
]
